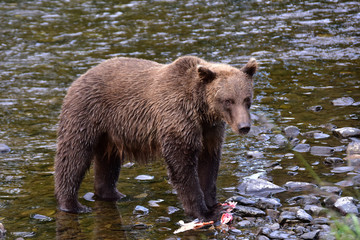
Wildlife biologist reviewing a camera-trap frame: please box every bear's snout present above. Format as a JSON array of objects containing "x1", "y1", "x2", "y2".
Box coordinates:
[{"x1": 237, "y1": 123, "x2": 251, "y2": 135}]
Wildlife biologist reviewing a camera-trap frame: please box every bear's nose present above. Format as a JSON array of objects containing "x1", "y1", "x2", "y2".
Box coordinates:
[{"x1": 238, "y1": 124, "x2": 250, "y2": 135}]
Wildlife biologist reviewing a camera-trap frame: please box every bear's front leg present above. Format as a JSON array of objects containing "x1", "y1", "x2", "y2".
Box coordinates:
[{"x1": 162, "y1": 140, "x2": 221, "y2": 221}]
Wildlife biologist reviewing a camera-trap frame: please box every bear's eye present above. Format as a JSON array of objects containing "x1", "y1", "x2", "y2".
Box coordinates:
[
  {"x1": 244, "y1": 97, "x2": 252, "y2": 109},
  {"x1": 224, "y1": 99, "x2": 234, "y2": 107}
]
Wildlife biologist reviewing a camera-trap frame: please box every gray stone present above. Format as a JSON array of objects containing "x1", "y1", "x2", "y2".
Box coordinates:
[
  {"x1": 319, "y1": 186, "x2": 342, "y2": 195},
  {"x1": 300, "y1": 230, "x2": 320, "y2": 239},
  {"x1": 279, "y1": 211, "x2": 296, "y2": 224},
  {"x1": 287, "y1": 195, "x2": 320, "y2": 206},
  {"x1": 323, "y1": 157, "x2": 344, "y2": 165},
  {"x1": 334, "y1": 197, "x2": 359, "y2": 215},
  {"x1": 304, "y1": 205, "x2": 326, "y2": 216},
  {"x1": 155, "y1": 216, "x2": 170, "y2": 222},
  {"x1": 167, "y1": 206, "x2": 180, "y2": 214},
  {"x1": 229, "y1": 228, "x2": 242, "y2": 235},
  {"x1": 253, "y1": 197, "x2": 282, "y2": 210},
  {"x1": 266, "y1": 209, "x2": 280, "y2": 220},
  {"x1": 296, "y1": 209, "x2": 313, "y2": 222},
  {"x1": 237, "y1": 178, "x2": 285, "y2": 197},
  {"x1": 293, "y1": 144, "x2": 311, "y2": 153},
  {"x1": 283, "y1": 181, "x2": 318, "y2": 192},
  {"x1": 333, "y1": 127, "x2": 360, "y2": 138},
  {"x1": 314, "y1": 132, "x2": 330, "y2": 139},
  {"x1": 269, "y1": 230, "x2": 294, "y2": 239},
  {"x1": 256, "y1": 235, "x2": 270, "y2": 240},
  {"x1": 227, "y1": 195, "x2": 257, "y2": 206},
  {"x1": 331, "y1": 166, "x2": 354, "y2": 174},
  {"x1": 234, "y1": 205, "x2": 266, "y2": 217},
  {"x1": 324, "y1": 195, "x2": 340, "y2": 208},
  {"x1": 272, "y1": 134, "x2": 288, "y2": 147},
  {"x1": 310, "y1": 146, "x2": 334, "y2": 156},
  {"x1": 31, "y1": 214, "x2": 52, "y2": 222},
  {"x1": 332, "y1": 97, "x2": 354, "y2": 106},
  {"x1": 133, "y1": 205, "x2": 149, "y2": 215},
  {"x1": 0, "y1": 223, "x2": 5, "y2": 238},
  {"x1": 284, "y1": 126, "x2": 300, "y2": 139},
  {"x1": 247, "y1": 151, "x2": 264, "y2": 158},
  {"x1": 237, "y1": 220, "x2": 252, "y2": 227},
  {"x1": 309, "y1": 105, "x2": 322, "y2": 112},
  {"x1": 346, "y1": 141, "x2": 360, "y2": 160},
  {"x1": 0, "y1": 144, "x2": 10, "y2": 154},
  {"x1": 135, "y1": 175, "x2": 154, "y2": 180},
  {"x1": 313, "y1": 217, "x2": 330, "y2": 225}
]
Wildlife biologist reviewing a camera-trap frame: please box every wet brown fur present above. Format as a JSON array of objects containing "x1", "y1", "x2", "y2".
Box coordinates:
[{"x1": 54, "y1": 56, "x2": 257, "y2": 220}]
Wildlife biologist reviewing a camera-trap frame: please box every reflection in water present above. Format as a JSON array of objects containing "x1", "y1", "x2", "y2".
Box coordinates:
[{"x1": 56, "y1": 201, "x2": 127, "y2": 240}]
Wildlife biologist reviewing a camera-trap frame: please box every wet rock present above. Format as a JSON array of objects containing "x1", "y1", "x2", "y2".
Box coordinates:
[
  {"x1": 30, "y1": 214, "x2": 53, "y2": 222},
  {"x1": 234, "y1": 205, "x2": 266, "y2": 217},
  {"x1": 266, "y1": 209, "x2": 280, "y2": 220},
  {"x1": 287, "y1": 195, "x2": 320, "y2": 205},
  {"x1": 279, "y1": 211, "x2": 296, "y2": 224},
  {"x1": 292, "y1": 144, "x2": 311, "y2": 152},
  {"x1": 268, "y1": 223, "x2": 280, "y2": 230},
  {"x1": 247, "y1": 151, "x2": 264, "y2": 158},
  {"x1": 229, "y1": 228, "x2": 242, "y2": 235},
  {"x1": 300, "y1": 230, "x2": 320, "y2": 239},
  {"x1": 352, "y1": 175, "x2": 360, "y2": 186},
  {"x1": 330, "y1": 166, "x2": 354, "y2": 173},
  {"x1": 237, "y1": 178, "x2": 286, "y2": 197},
  {"x1": 309, "y1": 105, "x2": 322, "y2": 112},
  {"x1": 135, "y1": 175, "x2": 154, "y2": 180},
  {"x1": 283, "y1": 181, "x2": 318, "y2": 192},
  {"x1": 319, "y1": 186, "x2": 342, "y2": 195},
  {"x1": 334, "y1": 197, "x2": 359, "y2": 215},
  {"x1": 296, "y1": 209, "x2": 313, "y2": 222},
  {"x1": 167, "y1": 206, "x2": 180, "y2": 214},
  {"x1": 333, "y1": 127, "x2": 360, "y2": 138},
  {"x1": 148, "y1": 199, "x2": 164, "y2": 207},
  {"x1": 332, "y1": 97, "x2": 354, "y2": 106},
  {"x1": 303, "y1": 130, "x2": 329, "y2": 139},
  {"x1": 83, "y1": 192, "x2": 95, "y2": 201},
  {"x1": 304, "y1": 205, "x2": 326, "y2": 216},
  {"x1": 252, "y1": 197, "x2": 282, "y2": 210},
  {"x1": 324, "y1": 195, "x2": 340, "y2": 208},
  {"x1": 227, "y1": 195, "x2": 257, "y2": 206},
  {"x1": 133, "y1": 205, "x2": 149, "y2": 215},
  {"x1": 284, "y1": 126, "x2": 300, "y2": 140},
  {"x1": 269, "y1": 230, "x2": 295, "y2": 239},
  {"x1": 0, "y1": 143, "x2": 10, "y2": 154},
  {"x1": 323, "y1": 157, "x2": 344, "y2": 165},
  {"x1": 155, "y1": 216, "x2": 170, "y2": 223},
  {"x1": 313, "y1": 217, "x2": 330, "y2": 225},
  {"x1": 346, "y1": 141, "x2": 360, "y2": 166},
  {"x1": 272, "y1": 134, "x2": 288, "y2": 147},
  {"x1": 310, "y1": 146, "x2": 334, "y2": 156},
  {"x1": 256, "y1": 235, "x2": 270, "y2": 240},
  {"x1": 237, "y1": 220, "x2": 253, "y2": 227}
]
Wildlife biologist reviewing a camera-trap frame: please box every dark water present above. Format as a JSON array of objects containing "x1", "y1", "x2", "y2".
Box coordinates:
[{"x1": 0, "y1": 0, "x2": 359, "y2": 239}]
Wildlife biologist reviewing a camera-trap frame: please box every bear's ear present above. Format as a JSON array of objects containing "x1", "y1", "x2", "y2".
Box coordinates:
[
  {"x1": 241, "y1": 58, "x2": 258, "y2": 77},
  {"x1": 197, "y1": 65, "x2": 216, "y2": 83}
]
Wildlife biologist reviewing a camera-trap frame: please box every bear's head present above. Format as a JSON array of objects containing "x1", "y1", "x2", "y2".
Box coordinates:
[{"x1": 198, "y1": 58, "x2": 258, "y2": 135}]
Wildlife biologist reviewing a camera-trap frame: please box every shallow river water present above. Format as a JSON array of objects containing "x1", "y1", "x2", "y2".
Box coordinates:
[{"x1": 0, "y1": 0, "x2": 359, "y2": 239}]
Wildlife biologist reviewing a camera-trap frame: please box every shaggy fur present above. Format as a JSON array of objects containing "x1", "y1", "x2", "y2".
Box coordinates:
[{"x1": 54, "y1": 56, "x2": 257, "y2": 221}]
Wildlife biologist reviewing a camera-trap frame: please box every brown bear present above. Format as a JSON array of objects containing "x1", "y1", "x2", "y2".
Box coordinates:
[{"x1": 55, "y1": 56, "x2": 257, "y2": 221}]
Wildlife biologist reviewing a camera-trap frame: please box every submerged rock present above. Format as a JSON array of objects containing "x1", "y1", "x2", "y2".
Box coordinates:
[
  {"x1": 323, "y1": 157, "x2": 344, "y2": 165},
  {"x1": 283, "y1": 181, "x2": 318, "y2": 192},
  {"x1": 310, "y1": 146, "x2": 334, "y2": 156},
  {"x1": 284, "y1": 126, "x2": 300, "y2": 140},
  {"x1": 331, "y1": 166, "x2": 354, "y2": 174},
  {"x1": 133, "y1": 205, "x2": 149, "y2": 215},
  {"x1": 308, "y1": 105, "x2": 322, "y2": 112},
  {"x1": 237, "y1": 178, "x2": 285, "y2": 197},
  {"x1": 333, "y1": 127, "x2": 360, "y2": 138},
  {"x1": 292, "y1": 144, "x2": 310, "y2": 152},
  {"x1": 0, "y1": 143, "x2": 10, "y2": 154},
  {"x1": 332, "y1": 97, "x2": 355, "y2": 106}
]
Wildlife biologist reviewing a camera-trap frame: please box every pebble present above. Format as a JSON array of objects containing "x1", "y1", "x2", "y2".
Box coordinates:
[
  {"x1": 0, "y1": 143, "x2": 10, "y2": 154},
  {"x1": 296, "y1": 209, "x2": 313, "y2": 222},
  {"x1": 134, "y1": 175, "x2": 154, "y2": 180},
  {"x1": 167, "y1": 206, "x2": 180, "y2": 214},
  {"x1": 300, "y1": 230, "x2": 320, "y2": 239},
  {"x1": 237, "y1": 178, "x2": 285, "y2": 197},
  {"x1": 334, "y1": 197, "x2": 359, "y2": 215},
  {"x1": 292, "y1": 144, "x2": 311, "y2": 152},
  {"x1": 310, "y1": 146, "x2": 334, "y2": 156},
  {"x1": 323, "y1": 157, "x2": 344, "y2": 165},
  {"x1": 278, "y1": 211, "x2": 296, "y2": 224},
  {"x1": 148, "y1": 199, "x2": 164, "y2": 207},
  {"x1": 155, "y1": 216, "x2": 170, "y2": 223},
  {"x1": 304, "y1": 205, "x2": 326, "y2": 216},
  {"x1": 247, "y1": 151, "x2": 264, "y2": 158},
  {"x1": 283, "y1": 181, "x2": 318, "y2": 192},
  {"x1": 237, "y1": 220, "x2": 252, "y2": 227},
  {"x1": 333, "y1": 127, "x2": 360, "y2": 138},
  {"x1": 83, "y1": 192, "x2": 95, "y2": 201},
  {"x1": 284, "y1": 126, "x2": 300, "y2": 140},
  {"x1": 133, "y1": 205, "x2": 149, "y2": 215},
  {"x1": 234, "y1": 205, "x2": 266, "y2": 217},
  {"x1": 308, "y1": 105, "x2": 322, "y2": 112},
  {"x1": 319, "y1": 186, "x2": 342, "y2": 195},
  {"x1": 30, "y1": 214, "x2": 53, "y2": 222},
  {"x1": 331, "y1": 166, "x2": 354, "y2": 174},
  {"x1": 331, "y1": 97, "x2": 355, "y2": 106}
]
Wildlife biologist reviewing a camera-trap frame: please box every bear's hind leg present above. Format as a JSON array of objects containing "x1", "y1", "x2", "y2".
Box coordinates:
[
  {"x1": 94, "y1": 143, "x2": 125, "y2": 201},
  {"x1": 55, "y1": 143, "x2": 93, "y2": 213}
]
